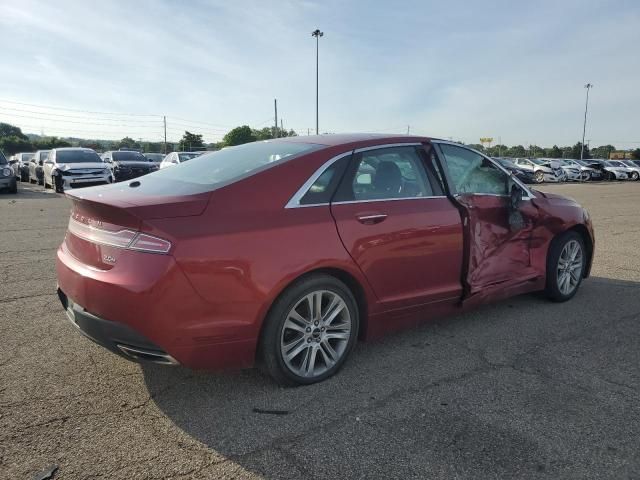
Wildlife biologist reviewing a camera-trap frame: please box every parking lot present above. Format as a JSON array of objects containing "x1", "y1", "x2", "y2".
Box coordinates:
[{"x1": 1, "y1": 181, "x2": 639, "y2": 479}]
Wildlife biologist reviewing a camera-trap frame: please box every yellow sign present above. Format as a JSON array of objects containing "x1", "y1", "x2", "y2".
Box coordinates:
[{"x1": 479, "y1": 137, "x2": 493, "y2": 144}]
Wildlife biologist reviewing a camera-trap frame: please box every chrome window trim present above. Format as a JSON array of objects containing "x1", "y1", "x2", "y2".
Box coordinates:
[
  {"x1": 332, "y1": 196, "x2": 448, "y2": 206},
  {"x1": 432, "y1": 140, "x2": 535, "y2": 200},
  {"x1": 285, "y1": 151, "x2": 353, "y2": 209},
  {"x1": 286, "y1": 142, "x2": 428, "y2": 209}
]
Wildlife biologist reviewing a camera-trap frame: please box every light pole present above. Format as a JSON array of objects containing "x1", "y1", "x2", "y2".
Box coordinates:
[
  {"x1": 580, "y1": 83, "x2": 593, "y2": 161},
  {"x1": 311, "y1": 29, "x2": 323, "y2": 135}
]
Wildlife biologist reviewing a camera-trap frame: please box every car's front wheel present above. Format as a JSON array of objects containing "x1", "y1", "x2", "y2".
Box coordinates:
[
  {"x1": 631, "y1": 171, "x2": 639, "y2": 181},
  {"x1": 545, "y1": 231, "x2": 586, "y2": 302},
  {"x1": 534, "y1": 170, "x2": 544, "y2": 183},
  {"x1": 260, "y1": 274, "x2": 359, "y2": 386}
]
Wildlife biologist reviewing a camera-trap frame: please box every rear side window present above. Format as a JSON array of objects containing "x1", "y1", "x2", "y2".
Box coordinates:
[{"x1": 299, "y1": 154, "x2": 351, "y2": 205}]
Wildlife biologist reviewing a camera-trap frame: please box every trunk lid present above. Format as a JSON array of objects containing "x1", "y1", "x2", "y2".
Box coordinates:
[{"x1": 64, "y1": 178, "x2": 210, "y2": 269}]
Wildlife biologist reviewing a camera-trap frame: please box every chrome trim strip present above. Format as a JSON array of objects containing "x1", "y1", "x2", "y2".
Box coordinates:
[
  {"x1": 285, "y1": 151, "x2": 352, "y2": 209},
  {"x1": 332, "y1": 196, "x2": 448, "y2": 205},
  {"x1": 116, "y1": 344, "x2": 179, "y2": 365},
  {"x1": 432, "y1": 140, "x2": 535, "y2": 200}
]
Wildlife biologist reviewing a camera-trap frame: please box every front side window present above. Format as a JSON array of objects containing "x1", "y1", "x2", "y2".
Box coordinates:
[
  {"x1": 336, "y1": 146, "x2": 433, "y2": 201},
  {"x1": 438, "y1": 144, "x2": 508, "y2": 195}
]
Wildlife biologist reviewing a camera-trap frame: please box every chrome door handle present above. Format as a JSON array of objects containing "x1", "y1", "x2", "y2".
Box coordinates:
[{"x1": 356, "y1": 214, "x2": 387, "y2": 225}]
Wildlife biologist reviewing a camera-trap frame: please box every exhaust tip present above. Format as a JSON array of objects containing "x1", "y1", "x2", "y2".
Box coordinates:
[{"x1": 116, "y1": 344, "x2": 178, "y2": 365}]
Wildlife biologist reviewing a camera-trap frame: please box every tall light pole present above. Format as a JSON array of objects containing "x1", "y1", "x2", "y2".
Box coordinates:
[
  {"x1": 580, "y1": 83, "x2": 593, "y2": 160},
  {"x1": 311, "y1": 29, "x2": 323, "y2": 135}
]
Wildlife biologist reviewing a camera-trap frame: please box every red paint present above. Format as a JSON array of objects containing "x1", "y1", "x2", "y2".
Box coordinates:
[{"x1": 56, "y1": 135, "x2": 594, "y2": 370}]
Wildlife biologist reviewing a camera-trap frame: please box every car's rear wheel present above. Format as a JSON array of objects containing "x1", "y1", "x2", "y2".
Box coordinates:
[
  {"x1": 631, "y1": 171, "x2": 639, "y2": 181},
  {"x1": 534, "y1": 170, "x2": 544, "y2": 183},
  {"x1": 545, "y1": 231, "x2": 585, "y2": 302},
  {"x1": 260, "y1": 274, "x2": 359, "y2": 386}
]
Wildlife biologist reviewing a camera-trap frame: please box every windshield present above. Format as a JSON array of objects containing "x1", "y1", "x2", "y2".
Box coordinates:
[
  {"x1": 145, "y1": 141, "x2": 321, "y2": 194},
  {"x1": 145, "y1": 154, "x2": 165, "y2": 162},
  {"x1": 21, "y1": 153, "x2": 35, "y2": 162},
  {"x1": 530, "y1": 159, "x2": 548, "y2": 166},
  {"x1": 113, "y1": 151, "x2": 146, "y2": 162},
  {"x1": 178, "y1": 153, "x2": 200, "y2": 162},
  {"x1": 57, "y1": 150, "x2": 102, "y2": 164}
]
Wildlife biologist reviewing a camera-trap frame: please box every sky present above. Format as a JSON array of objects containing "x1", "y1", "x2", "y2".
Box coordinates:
[{"x1": 1, "y1": 0, "x2": 639, "y2": 147}]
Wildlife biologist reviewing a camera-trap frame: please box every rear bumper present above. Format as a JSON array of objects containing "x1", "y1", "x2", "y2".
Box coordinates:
[
  {"x1": 55, "y1": 241, "x2": 258, "y2": 370},
  {"x1": 58, "y1": 288, "x2": 178, "y2": 365}
]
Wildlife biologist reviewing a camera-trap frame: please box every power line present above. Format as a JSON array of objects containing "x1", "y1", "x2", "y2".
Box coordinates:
[
  {"x1": 0, "y1": 98, "x2": 161, "y2": 117},
  {"x1": 0, "y1": 110, "x2": 163, "y2": 127},
  {"x1": 0, "y1": 105, "x2": 164, "y2": 123}
]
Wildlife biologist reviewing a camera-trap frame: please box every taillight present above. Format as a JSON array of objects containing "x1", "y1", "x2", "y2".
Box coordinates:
[{"x1": 67, "y1": 217, "x2": 171, "y2": 254}]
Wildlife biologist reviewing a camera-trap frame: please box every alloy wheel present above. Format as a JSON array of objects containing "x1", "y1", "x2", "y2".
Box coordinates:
[
  {"x1": 557, "y1": 239, "x2": 583, "y2": 296},
  {"x1": 280, "y1": 290, "x2": 352, "y2": 379},
  {"x1": 534, "y1": 171, "x2": 544, "y2": 183},
  {"x1": 632, "y1": 172, "x2": 639, "y2": 181}
]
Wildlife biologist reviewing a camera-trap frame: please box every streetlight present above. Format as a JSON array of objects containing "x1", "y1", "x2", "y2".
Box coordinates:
[
  {"x1": 311, "y1": 28, "x2": 323, "y2": 135},
  {"x1": 580, "y1": 83, "x2": 593, "y2": 161}
]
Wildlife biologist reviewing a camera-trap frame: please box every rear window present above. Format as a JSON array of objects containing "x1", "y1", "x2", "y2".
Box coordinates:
[
  {"x1": 178, "y1": 153, "x2": 200, "y2": 162},
  {"x1": 57, "y1": 150, "x2": 102, "y2": 164},
  {"x1": 22, "y1": 153, "x2": 35, "y2": 161},
  {"x1": 39, "y1": 151, "x2": 50, "y2": 161},
  {"x1": 146, "y1": 141, "x2": 321, "y2": 193},
  {"x1": 113, "y1": 151, "x2": 146, "y2": 162}
]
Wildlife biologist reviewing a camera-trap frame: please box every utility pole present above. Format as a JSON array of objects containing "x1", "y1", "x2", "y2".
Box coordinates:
[
  {"x1": 307, "y1": 128, "x2": 310, "y2": 136},
  {"x1": 581, "y1": 83, "x2": 593, "y2": 161},
  {"x1": 312, "y1": 29, "x2": 324, "y2": 135},
  {"x1": 274, "y1": 99, "x2": 278, "y2": 138},
  {"x1": 163, "y1": 116, "x2": 167, "y2": 154},
  {"x1": 407, "y1": 125, "x2": 410, "y2": 134},
  {"x1": 281, "y1": 119, "x2": 284, "y2": 135}
]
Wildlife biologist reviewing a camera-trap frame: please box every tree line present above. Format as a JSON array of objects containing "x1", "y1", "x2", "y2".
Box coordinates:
[{"x1": 1, "y1": 121, "x2": 639, "y2": 160}]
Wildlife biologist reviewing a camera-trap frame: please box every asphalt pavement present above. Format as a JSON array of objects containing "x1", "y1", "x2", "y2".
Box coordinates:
[{"x1": 1, "y1": 181, "x2": 639, "y2": 479}]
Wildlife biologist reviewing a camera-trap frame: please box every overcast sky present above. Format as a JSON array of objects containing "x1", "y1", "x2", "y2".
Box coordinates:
[{"x1": 1, "y1": 0, "x2": 638, "y2": 147}]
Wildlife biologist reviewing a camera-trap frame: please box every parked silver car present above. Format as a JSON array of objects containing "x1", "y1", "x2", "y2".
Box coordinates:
[{"x1": 43, "y1": 148, "x2": 113, "y2": 193}]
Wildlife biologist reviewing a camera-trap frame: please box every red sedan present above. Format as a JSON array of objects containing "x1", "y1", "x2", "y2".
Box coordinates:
[{"x1": 56, "y1": 134, "x2": 594, "y2": 385}]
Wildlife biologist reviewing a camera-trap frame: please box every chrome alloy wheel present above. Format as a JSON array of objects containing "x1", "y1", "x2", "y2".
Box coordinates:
[
  {"x1": 280, "y1": 290, "x2": 352, "y2": 378},
  {"x1": 557, "y1": 239, "x2": 583, "y2": 295}
]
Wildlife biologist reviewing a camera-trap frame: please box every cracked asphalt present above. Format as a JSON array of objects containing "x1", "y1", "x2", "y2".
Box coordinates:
[{"x1": 1, "y1": 181, "x2": 639, "y2": 479}]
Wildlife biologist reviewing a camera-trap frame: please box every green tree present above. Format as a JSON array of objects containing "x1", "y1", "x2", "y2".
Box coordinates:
[
  {"x1": 631, "y1": 148, "x2": 640, "y2": 160},
  {"x1": 117, "y1": 137, "x2": 138, "y2": 149},
  {"x1": 508, "y1": 145, "x2": 526, "y2": 157},
  {"x1": 590, "y1": 145, "x2": 616, "y2": 159},
  {"x1": 0, "y1": 122, "x2": 28, "y2": 140},
  {"x1": 178, "y1": 131, "x2": 204, "y2": 151},
  {"x1": 545, "y1": 145, "x2": 563, "y2": 158},
  {"x1": 223, "y1": 125, "x2": 256, "y2": 146},
  {"x1": 569, "y1": 142, "x2": 590, "y2": 160},
  {"x1": 0, "y1": 135, "x2": 33, "y2": 155},
  {"x1": 33, "y1": 137, "x2": 72, "y2": 150}
]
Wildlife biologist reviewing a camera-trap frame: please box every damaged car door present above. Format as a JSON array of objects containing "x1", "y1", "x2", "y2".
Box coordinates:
[{"x1": 434, "y1": 143, "x2": 540, "y2": 296}]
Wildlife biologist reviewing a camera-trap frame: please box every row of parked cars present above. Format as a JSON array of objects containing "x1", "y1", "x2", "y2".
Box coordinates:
[
  {"x1": 2, "y1": 148, "x2": 205, "y2": 193},
  {"x1": 495, "y1": 157, "x2": 640, "y2": 184}
]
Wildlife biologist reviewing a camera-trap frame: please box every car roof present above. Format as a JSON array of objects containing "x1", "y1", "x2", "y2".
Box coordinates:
[
  {"x1": 273, "y1": 133, "x2": 433, "y2": 147},
  {"x1": 52, "y1": 147, "x2": 95, "y2": 152}
]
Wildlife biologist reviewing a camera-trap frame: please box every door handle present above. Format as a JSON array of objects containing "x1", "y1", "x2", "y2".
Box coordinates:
[{"x1": 356, "y1": 214, "x2": 387, "y2": 225}]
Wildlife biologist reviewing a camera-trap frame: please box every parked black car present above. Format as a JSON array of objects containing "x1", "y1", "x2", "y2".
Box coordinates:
[
  {"x1": 0, "y1": 151, "x2": 18, "y2": 193},
  {"x1": 101, "y1": 150, "x2": 157, "y2": 182},
  {"x1": 494, "y1": 158, "x2": 536, "y2": 184}
]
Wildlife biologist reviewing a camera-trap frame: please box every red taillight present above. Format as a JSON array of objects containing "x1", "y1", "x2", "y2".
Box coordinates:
[{"x1": 67, "y1": 217, "x2": 171, "y2": 254}]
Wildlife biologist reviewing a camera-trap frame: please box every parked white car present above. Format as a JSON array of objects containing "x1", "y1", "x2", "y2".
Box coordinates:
[
  {"x1": 513, "y1": 158, "x2": 564, "y2": 183},
  {"x1": 602, "y1": 160, "x2": 633, "y2": 181},
  {"x1": 43, "y1": 147, "x2": 113, "y2": 193},
  {"x1": 159, "y1": 151, "x2": 203, "y2": 169},
  {"x1": 619, "y1": 160, "x2": 640, "y2": 181},
  {"x1": 557, "y1": 159, "x2": 593, "y2": 181}
]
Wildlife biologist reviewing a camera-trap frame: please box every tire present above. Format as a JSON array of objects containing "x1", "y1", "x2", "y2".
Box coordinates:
[
  {"x1": 260, "y1": 274, "x2": 359, "y2": 386},
  {"x1": 534, "y1": 170, "x2": 544, "y2": 183},
  {"x1": 544, "y1": 231, "x2": 586, "y2": 302},
  {"x1": 632, "y1": 171, "x2": 639, "y2": 181},
  {"x1": 53, "y1": 175, "x2": 64, "y2": 193},
  {"x1": 580, "y1": 172, "x2": 590, "y2": 182},
  {"x1": 606, "y1": 171, "x2": 616, "y2": 181},
  {"x1": 9, "y1": 182, "x2": 17, "y2": 194}
]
